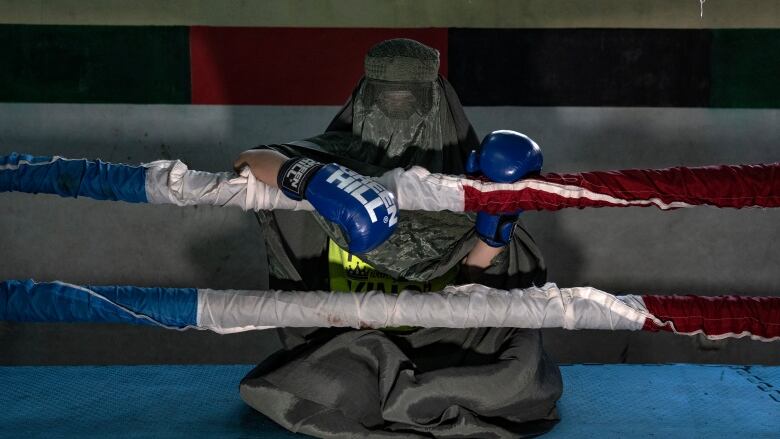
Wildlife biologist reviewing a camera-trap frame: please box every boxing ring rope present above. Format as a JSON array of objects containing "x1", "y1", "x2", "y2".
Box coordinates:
[
  {"x1": 2, "y1": 280, "x2": 778, "y2": 341},
  {"x1": 2, "y1": 152, "x2": 779, "y2": 341},
  {"x1": 2, "y1": 153, "x2": 779, "y2": 213}
]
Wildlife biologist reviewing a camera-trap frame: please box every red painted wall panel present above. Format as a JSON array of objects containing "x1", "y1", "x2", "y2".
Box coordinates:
[{"x1": 190, "y1": 27, "x2": 448, "y2": 105}]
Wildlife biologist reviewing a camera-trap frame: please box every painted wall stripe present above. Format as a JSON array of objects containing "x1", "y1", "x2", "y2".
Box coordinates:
[
  {"x1": 0, "y1": 0, "x2": 778, "y2": 29},
  {"x1": 710, "y1": 30, "x2": 780, "y2": 108},
  {"x1": 0, "y1": 25, "x2": 190, "y2": 104},
  {"x1": 448, "y1": 28, "x2": 712, "y2": 107},
  {"x1": 190, "y1": 27, "x2": 780, "y2": 107},
  {"x1": 190, "y1": 27, "x2": 448, "y2": 105},
  {"x1": 2, "y1": 25, "x2": 780, "y2": 108}
]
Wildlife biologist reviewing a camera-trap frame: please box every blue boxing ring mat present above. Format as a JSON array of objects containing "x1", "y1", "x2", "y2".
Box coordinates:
[{"x1": 0, "y1": 364, "x2": 777, "y2": 438}]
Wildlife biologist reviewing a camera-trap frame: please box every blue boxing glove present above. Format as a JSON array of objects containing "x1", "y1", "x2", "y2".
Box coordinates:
[
  {"x1": 277, "y1": 157, "x2": 398, "y2": 254},
  {"x1": 467, "y1": 130, "x2": 543, "y2": 247},
  {"x1": 466, "y1": 130, "x2": 543, "y2": 183},
  {"x1": 475, "y1": 211, "x2": 522, "y2": 247}
]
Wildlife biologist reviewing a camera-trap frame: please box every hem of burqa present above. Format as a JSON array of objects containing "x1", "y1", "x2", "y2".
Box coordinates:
[{"x1": 240, "y1": 326, "x2": 561, "y2": 439}]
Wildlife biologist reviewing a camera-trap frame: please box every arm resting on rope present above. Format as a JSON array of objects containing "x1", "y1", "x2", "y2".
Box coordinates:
[
  {"x1": 233, "y1": 148, "x2": 287, "y2": 189},
  {"x1": 233, "y1": 147, "x2": 398, "y2": 253},
  {"x1": 3, "y1": 153, "x2": 779, "y2": 211}
]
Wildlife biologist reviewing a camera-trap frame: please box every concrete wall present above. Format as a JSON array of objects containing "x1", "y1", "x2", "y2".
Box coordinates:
[
  {"x1": 1, "y1": 103, "x2": 777, "y2": 364},
  {"x1": 2, "y1": 0, "x2": 777, "y2": 28}
]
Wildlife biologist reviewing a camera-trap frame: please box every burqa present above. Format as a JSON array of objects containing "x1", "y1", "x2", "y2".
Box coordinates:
[{"x1": 241, "y1": 39, "x2": 562, "y2": 438}]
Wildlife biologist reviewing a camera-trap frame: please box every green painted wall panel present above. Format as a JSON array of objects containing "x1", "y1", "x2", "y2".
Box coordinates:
[
  {"x1": 710, "y1": 30, "x2": 780, "y2": 108},
  {"x1": 0, "y1": 25, "x2": 190, "y2": 103}
]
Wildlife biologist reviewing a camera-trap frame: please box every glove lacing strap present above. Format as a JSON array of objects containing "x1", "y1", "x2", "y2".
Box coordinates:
[{"x1": 278, "y1": 157, "x2": 324, "y2": 200}]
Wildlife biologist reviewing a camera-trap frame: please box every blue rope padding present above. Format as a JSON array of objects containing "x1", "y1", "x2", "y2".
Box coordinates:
[
  {"x1": 0, "y1": 152, "x2": 148, "y2": 203},
  {"x1": 0, "y1": 280, "x2": 198, "y2": 328}
]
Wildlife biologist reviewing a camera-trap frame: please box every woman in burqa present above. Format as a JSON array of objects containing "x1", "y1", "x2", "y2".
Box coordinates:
[{"x1": 238, "y1": 39, "x2": 562, "y2": 438}]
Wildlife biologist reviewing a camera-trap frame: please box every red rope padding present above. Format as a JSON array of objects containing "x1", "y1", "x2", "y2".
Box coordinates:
[
  {"x1": 464, "y1": 163, "x2": 780, "y2": 214},
  {"x1": 641, "y1": 295, "x2": 780, "y2": 340}
]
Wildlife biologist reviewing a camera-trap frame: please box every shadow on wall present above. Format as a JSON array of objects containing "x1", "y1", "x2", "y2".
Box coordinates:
[
  {"x1": 0, "y1": 322, "x2": 282, "y2": 365},
  {"x1": 542, "y1": 329, "x2": 780, "y2": 365},
  {"x1": 184, "y1": 208, "x2": 270, "y2": 291},
  {"x1": 521, "y1": 212, "x2": 586, "y2": 288}
]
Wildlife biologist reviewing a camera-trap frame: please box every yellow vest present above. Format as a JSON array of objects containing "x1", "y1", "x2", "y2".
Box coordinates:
[{"x1": 328, "y1": 240, "x2": 458, "y2": 294}]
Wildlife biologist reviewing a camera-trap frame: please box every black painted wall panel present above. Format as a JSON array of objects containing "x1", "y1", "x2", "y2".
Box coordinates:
[
  {"x1": 0, "y1": 25, "x2": 190, "y2": 104},
  {"x1": 448, "y1": 29, "x2": 712, "y2": 107}
]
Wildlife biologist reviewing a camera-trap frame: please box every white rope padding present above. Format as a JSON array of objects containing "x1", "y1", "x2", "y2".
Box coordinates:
[{"x1": 196, "y1": 283, "x2": 649, "y2": 334}]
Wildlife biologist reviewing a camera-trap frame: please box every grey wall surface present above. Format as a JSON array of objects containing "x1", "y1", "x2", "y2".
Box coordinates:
[{"x1": 1, "y1": 103, "x2": 778, "y2": 365}]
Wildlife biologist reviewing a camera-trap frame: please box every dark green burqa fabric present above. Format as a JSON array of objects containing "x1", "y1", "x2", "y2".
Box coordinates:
[
  {"x1": 242, "y1": 40, "x2": 561, "y2": 437},
  {"x1": 241, "y1": 328, "x2": 561, "y2": 438}
]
